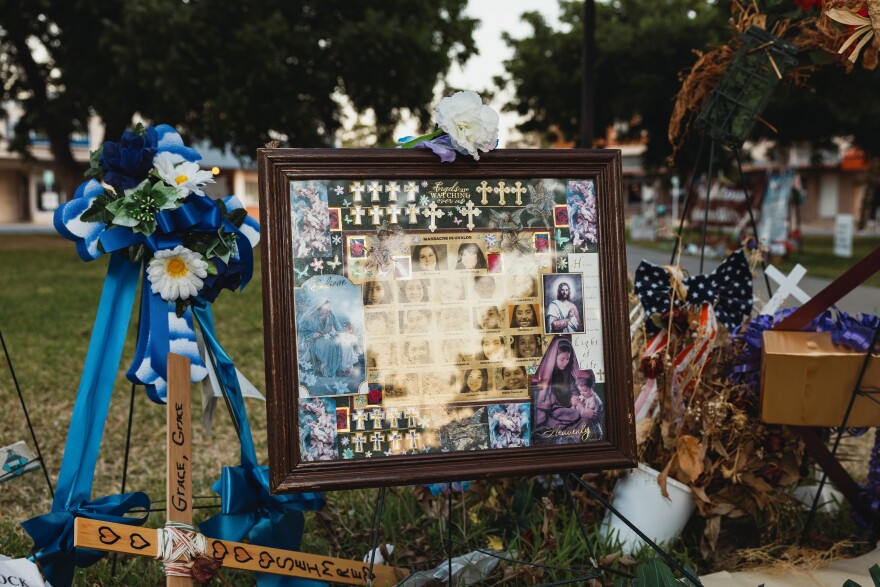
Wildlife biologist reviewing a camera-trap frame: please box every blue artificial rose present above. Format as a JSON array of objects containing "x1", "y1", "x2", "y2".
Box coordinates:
[{"x1": 100, "y1": 126, "x2": 159, "y2": 191}]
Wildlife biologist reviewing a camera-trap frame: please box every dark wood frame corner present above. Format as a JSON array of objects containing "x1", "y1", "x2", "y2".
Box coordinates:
[{"x1": 258, "y1": 148, "x2": 635, "y2": 493}]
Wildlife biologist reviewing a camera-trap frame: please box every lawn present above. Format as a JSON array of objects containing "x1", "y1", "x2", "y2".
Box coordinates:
[{"x1": 0, "y1": 234, "x2": 872, "y2": 585}]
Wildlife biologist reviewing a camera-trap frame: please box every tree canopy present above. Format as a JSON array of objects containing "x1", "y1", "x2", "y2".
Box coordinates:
[
  {"x1": 0, "y1": 0, "x2": 477, "y2": 193},
  {"x1": 497, "y1": 0, "x2": 728, "y2": 168}
]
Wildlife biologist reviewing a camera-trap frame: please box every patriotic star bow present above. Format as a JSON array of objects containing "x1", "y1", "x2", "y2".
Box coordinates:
[{"x1": 634, "y1": 249, "x2": 753, "y2": 332}]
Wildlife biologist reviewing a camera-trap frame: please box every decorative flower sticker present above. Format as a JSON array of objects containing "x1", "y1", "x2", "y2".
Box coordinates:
[
  {"x1": 153, "y1": 152, "x2": 215, "y2": 197},
  {"x1": 334, "y1": 185, "x2": 345, "y2": 195},
  {"x1": 310, "y1": 258, "x2": 324, "y2": 272},
  {"x1": 147, "y1": 245, "x2": 209, "y2": 301}
]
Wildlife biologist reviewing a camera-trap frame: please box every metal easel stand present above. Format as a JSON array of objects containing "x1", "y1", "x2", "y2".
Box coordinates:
[
  {"x1": 0, "y1": 324, "x2": 54, "y2": 499},
  {"x1": 800, "y1": 321, "x2": 880, "y2": 543},
  {"x1": 363, "y1": 475, "x2": 701, "y2": 587}
]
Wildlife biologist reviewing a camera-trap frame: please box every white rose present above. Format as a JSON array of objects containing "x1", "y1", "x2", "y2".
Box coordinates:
[{"x1": 434, "y1": 91, "x2": 499, "y2": 160}]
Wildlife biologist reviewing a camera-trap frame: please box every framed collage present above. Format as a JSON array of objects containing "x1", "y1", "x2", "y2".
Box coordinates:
[{"x1": 258, "y1": 149, "x2": 635, "y2": 492}]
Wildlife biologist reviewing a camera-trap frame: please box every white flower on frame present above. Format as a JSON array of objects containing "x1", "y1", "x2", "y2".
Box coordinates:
[
  {"x1": 147, "y1": 245, "x2": 209, "y2": 301},
  {"x1": 434, "y1": 91, "x2": 499, "y2": 160},
  {"x1": 153, "y1": 152, "x2": 215, "y2": 197}
]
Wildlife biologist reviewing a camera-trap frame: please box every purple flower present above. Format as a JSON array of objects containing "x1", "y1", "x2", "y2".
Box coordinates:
[
  {"x1": 100, "y1": 126, "x2": 159, "y2": 191},
  {"x1": 413, "y1": 134, "x2": 458, "y2": 163}
]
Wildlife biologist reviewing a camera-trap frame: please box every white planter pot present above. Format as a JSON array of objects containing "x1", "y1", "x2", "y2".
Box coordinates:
[{"x1": 599, "y1": 463, "x2": 696, "y2": 554}]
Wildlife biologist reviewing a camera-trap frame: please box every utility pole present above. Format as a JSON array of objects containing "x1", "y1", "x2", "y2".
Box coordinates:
[{"x1": 580, "y1": 0, "x2": 595, "y2": 148}]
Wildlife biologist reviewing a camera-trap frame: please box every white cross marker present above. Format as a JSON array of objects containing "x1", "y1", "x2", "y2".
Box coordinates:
[
  {"x1": 387, "y1": 409, "x2": 401, "y2": 429},
  {"x1": 406, "y1": 430, "x2": 420, "y2": 450},
  {"x1": 385, "y1": 182, "x2": 401, "y2": 202},
  {"x1": 352, "y1": 432, "x2": 366, "y2": 453},
  {"x1": 350, "y1": 206, "x2": 366, "y2": 226},
  {"x1": 349, "y1": 181, "x2": 366, "y2": 203},
  {"x1": 511, "y1": 181, "x2": 527, "y2": 205},
  {"x1": 387, "y1": 204, "x2": 402, "y2": 224},
  {"x1": 404, "y1": 408, "x2": 419, "y2": 428},
  {"x1": 370, "y1": 431, "x2": 385, "y2": 451},
  {"x1": 370, "y1": 408, "x2": 386, "y2": 429},
  {"x1": 352, "y1": 409, "x2": 368, "y2": 430},
  {"x1": 761, "y1": 264, "x2": 811, "y2": 316},
  {"x1": 405, "y1": 204, "x2": 420, "y2": 224},
  {"x1": 368, "y1": 181, "x2": 383, "y2": 202},
  {"x1": 404, "y1": 181, "x2": 419, "y2": 202},
  {"x1": 476, "y1": 181, "x2": 493, "y2": 205},
  {"x1": 369, "y1": 205, "x2": 385, "y2": 225},
  {"x1": 461, "y1": 200, "x2": 482, "y2": 231},
  {"x1": 493, "y1": 181, "x2": 512, "y2": 206},
  {"x1": 422, "y1": 202, "x2": 444, "y2": 232}
]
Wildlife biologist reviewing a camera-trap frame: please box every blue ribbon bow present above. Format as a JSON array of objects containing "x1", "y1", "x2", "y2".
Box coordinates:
[
  {"x1": 21, "y1": 492, "x2": 150, "y2": 587},
  {"x1": 634, "y1": 249, "x2": 754, "y2": 333},
  {"x1": 192, "y1": 301, "x2": 326, "y2": 587}
]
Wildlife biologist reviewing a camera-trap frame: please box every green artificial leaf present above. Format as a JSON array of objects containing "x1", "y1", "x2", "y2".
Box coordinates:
[
  {"x1": 133, "y1": 122, "x2": 146, "y2": 136},
  {"x1": 150, "y1": 181, "x2": 184, "y2": 209},
  {"x1": 226, "y1": 208, "x2": 247, "y2": 228},
  {"x1": 842, "y1": 580, "x2": 862, "y2": 587},
  {"x1": 129, "y1": 244, "x2": 146, "y2": 264},
  {"x1": 175, "y1": 299, "x2": 189, "y2": 318},
  {"x1": 869, "y1": 563, "x2": 880, "y2": 587},
  {"x1": 205, "y1": 259, "x2": 218, "y2": 275},
  {"x1": 80, "y1": 193, "x2": 116, "y2": 224},
  {"x1": 85, "y1": 146, "x2": 104, "y2": 180},
  {"x1": 105, "y1": 198, "x2": 141, "y2": 228}
]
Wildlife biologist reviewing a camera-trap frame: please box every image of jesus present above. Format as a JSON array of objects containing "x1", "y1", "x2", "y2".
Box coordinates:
[{"x1": 545, "y1": 281, "x2": 582, "y2": 333}]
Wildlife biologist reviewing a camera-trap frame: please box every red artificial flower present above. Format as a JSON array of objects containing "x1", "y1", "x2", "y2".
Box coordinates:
[{"x1": 794, "y1": 0, "x2": 821, "y2": 10}]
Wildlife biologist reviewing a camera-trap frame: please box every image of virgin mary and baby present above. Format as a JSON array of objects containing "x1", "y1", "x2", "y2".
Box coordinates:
[
  {"x1": 532, "y1": 337, "x2": 604, "y2": 445},
  {"x1": 297, "y1": 284, "x2": 366, "y2": 395}
]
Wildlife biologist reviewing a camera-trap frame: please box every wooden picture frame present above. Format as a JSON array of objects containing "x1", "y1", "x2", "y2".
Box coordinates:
[{"x1": 258, "y1": 149, "x2": 635, "y2": 493}]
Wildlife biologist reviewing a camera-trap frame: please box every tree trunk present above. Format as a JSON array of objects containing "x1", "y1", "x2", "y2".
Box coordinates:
[{"x1": 580, "y1": 0, "x2": 596, "y2": 148}]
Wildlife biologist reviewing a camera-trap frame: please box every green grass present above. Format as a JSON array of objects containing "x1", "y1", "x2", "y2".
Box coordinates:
[
  {"x1": 0, "y1": 234, "x2": 873, "y2": 585},
  {"x1": 629, "y1": 233, "x2": 880, "y2": 288}
]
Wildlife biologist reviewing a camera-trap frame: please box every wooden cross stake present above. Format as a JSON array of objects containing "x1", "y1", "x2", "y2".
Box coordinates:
[
  {"x1": 761, "y1": 264, "x2": 811, "y2": 316},
  {"x1": 74, "y1": 353, "x2": 406, "y2": 586}
]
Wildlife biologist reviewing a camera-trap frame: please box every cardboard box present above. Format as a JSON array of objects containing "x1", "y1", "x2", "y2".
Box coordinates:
[{"x1": 760, "y1": 330, "x2": 880, "y2": 427}]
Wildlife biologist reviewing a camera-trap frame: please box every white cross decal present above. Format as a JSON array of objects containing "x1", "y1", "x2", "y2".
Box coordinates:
[
  {"x1": 350, "y1": 206, "x2": 366, "y2": 226},
  {"x1": 385, "y1": 182, "x2": 401, "y2": 202},
  {"x1": 370, "y1": 408, "x2": 386, "y2": 429},
  {"x1": 476, "y1": 180, "x2": 493, "y2": 205},
  {"x1": 352, "y1": 432, "x2": 366, "y2": 453},
  {"x1": 403, "y1": 181, "x2": 419, "y2": 202},
  {"x1": 406, "y1": 430, "x2": 420, "y2": 450},
  {"x1": 422, "y1": 202, "x2": 444, "y2": 232},
  {"x1": 387, "y1": 204, "x2": 401, "y2": 224},
  {"x1": 761, "y1": 264, "x2": 811, "y2": 316},
  {"x1": 349, "y1": 181, "x2": 366, "y2": 203},
  {"x1": 369, "y1": 205, "x2": 385, "y2": 225},
  {"x1": 405, "y1": 204, "x2": 420, "y2": 224},
  {"x1": 493, "y1": 181, "x2": 513, "y2": 206},
  {"x1": 404, "y1": 408, "x2": 419, "y2": 428},
  {"x1": 370, "y1": 431, "x2": 385, "y2": 451},
  {"x1": 387, "y1": 409, "x2": 401, "y2": 428},
  {"x1": 352, "y1": 409, "x2": 368, "y2": 430},
  {"x1": 511, "y1": 181, "x2": 527, "y2": 205},
  {"x1": 368, "y1": 181, "x2": 383, "y2": 202},
  {"x1": 461, "y1": 200, "x2": 482, "y2": 231},
  {"x1": 387, "y1": 430, "x2": 403, "y2": 453}
]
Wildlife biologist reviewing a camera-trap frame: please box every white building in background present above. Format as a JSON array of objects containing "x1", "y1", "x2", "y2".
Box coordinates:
[{"x1": 0, "y1": 108, "x2": 260, "y2": 226}]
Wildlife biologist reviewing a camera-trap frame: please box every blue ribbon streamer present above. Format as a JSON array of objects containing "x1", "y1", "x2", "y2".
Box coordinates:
[
  {"x1": 22, "y1": 254, "x2": 149, "y2": 587},
  {"x1": 192, "y1": 301, "x2": 325, "y2": 587}
]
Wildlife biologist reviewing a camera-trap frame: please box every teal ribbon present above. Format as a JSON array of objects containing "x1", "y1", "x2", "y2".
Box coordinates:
[
  {"x1": 192, "y1": 301, "x2": 325, "y2": 587},
  {"x1": 22, "y1": 254, "x2": 150, "y2": 587}
]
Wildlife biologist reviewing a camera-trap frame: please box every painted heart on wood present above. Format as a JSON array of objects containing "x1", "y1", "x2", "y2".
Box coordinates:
[
  {"x1": 211, "y1": 540, "x2": 229, "y2": 561},
  {"x1": 234, "y1": 546, "x2": 253, "y2": 563},
  {"x1": 98, "y1": 526, "x2": 121, "y2": 545},
  {"x1": 129, "y1": 533, "x2": 150, "y2": 550},
  {"x1": 259, "y1": 551, "x2": 274, "y2": 569}
]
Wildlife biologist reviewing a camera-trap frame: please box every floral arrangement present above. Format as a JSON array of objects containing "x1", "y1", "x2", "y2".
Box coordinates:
[
  {"x1": 71, "y1": 123, "x2": 259, "y2": 312},
  {"x1": 399, "y1": 90, "x2": 500, "y2": 162}
]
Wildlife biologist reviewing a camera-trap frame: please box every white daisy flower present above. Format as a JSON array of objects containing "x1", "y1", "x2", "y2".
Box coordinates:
[
  {"x1": 147, "y1": 245, "x2": 209, "y2": 301},
  {"x1": 153, "y1": 152, "x2": 215, "y2": 197}
]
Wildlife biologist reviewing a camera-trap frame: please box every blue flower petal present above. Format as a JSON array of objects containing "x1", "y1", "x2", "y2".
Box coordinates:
[
  {"x1": 54, "y1": 179, "x2": 106, "y2": 261},
  {"x1": 154, "y1": 124, "x2": 201, "y2": 163}
]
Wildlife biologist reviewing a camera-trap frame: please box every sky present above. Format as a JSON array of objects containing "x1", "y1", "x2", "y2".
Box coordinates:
[{"x1": 394, "y1": 0, "x2": 562, "y2": 145}]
